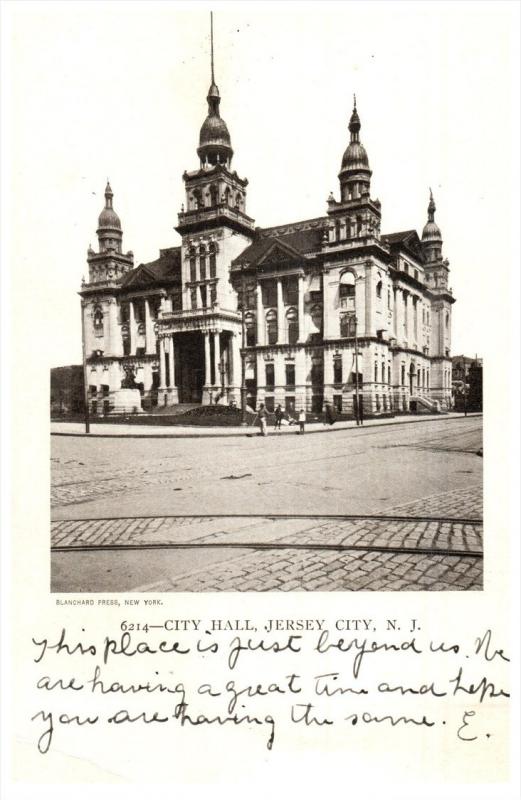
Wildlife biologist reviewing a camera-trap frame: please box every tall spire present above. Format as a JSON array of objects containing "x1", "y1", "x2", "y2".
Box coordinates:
[
  {"x1": 198, "y1": 12, "x2": 233, "y2": 167},
  {"x1": 210, "y1": 11, "x2": 215, "y2": 84},
  {"x1": 427, "y1": 187, "x2": 436, "y2": 221}
]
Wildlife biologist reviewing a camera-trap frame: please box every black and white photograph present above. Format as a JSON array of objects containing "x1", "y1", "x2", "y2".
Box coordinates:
[
  {"x1": 47, "y1": 8, "x2": 485, "y2": 593},
  {"x1": 2, "y1": 1, "x2": 518, "y2": 794}
]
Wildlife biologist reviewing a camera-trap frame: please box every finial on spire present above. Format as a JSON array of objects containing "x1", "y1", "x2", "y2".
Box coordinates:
[
  {"x1": 353, "y1": 93, "x2": 357, "y2": 110},
  {"x1": 427, "y1": 187, "x2": 436, "y2": 220},
  {"x1": 210, "y1": 12, "x2": 214, "y2": 84}
]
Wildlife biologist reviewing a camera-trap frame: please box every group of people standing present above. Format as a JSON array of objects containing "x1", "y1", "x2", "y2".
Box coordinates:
[{"x1": 255, "y1": 402, "x2": 337, "y2": 436}]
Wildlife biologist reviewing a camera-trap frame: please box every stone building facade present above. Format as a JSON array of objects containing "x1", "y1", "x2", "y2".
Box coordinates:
[{"x1": 80, "y1": 47, "x2": 455, "y2": 417}]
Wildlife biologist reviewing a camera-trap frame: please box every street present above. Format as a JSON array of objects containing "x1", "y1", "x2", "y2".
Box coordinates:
[{"x1": 51, "y1": 416, "x2": 483, "y2": 592}]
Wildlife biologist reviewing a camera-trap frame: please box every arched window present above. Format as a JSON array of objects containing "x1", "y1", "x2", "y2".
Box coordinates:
[
  {"x1": 245, "y1": 312, "x2": 256, "y2": 347},
  {"x1": 209, "y1": 185, "x2": 219, "y2": 207},
  {"x1": 445, "y1": 311, "x2": 450, "y2": 329},
  {"x1": 199, "y1": 244, "x2": 206, "y2": 281},
  {"x1": 376, "y1": 280, "x2": 382, "y2": 299},
  {"x1": 188, "y1": 247, "x2": 197, "y2": 282},
  {"x1": 266, "y1": 310, "x2": 278, "y2": 345},
  {"x1": 209, "y1": 242, "x2": 217, "y2": 278},
  {"x1": 286, "y1": 308, "x2": 298, "y2": 345},
  {"x1": 193, "y1": 190, "x2": 202, "y2": 210},
  {"x1": 339, "y1": 271, "x2": 355, "y2": 308},
  {"x1": 93, "y1": 307, "x2": 103, "y2": 328}
]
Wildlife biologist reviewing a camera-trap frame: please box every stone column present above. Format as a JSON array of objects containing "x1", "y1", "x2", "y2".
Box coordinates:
[
  {"x1": 256, "y1": 283, "x2": 264, "y2": 346},
  {"x1": 167, "y1": 335, "x2": 178, "y2": 403},
  {"x1": 158, "y1": 338, "x2": 166, "y2": 390},
  {"x1": 108, "y1": 298, "x2": 121, "y2": 356},
  {"x1": 321, "y1": 272, "x2": 328, "y2": 339},
  {"x1": 364, "y1": 263, "x2": 372, "y2": 338},
  {"x1": 295, "y1": 348, "x2": 307, "y2": 411},
  {"x1": 129, "y1": 300, "x2": 136, "y2": 355},
  {"x1": 213, "y1": 331, "x2": 220, "y2": 388},
  {"x1": 231, "y1": 332, "x2": 242, "y2": 403},
  {"x1": 204, "y1": 332, "x2": 212, "y2": 385},
  {"x1": 255, "y1": 352, "x2": 265, "y2": 405},
  {"x1": 298, "y1": 273, "x2": 305, "y2": 342},
  {"x1": 277, "y1": 278, "x2": 285, "y2": 343},
  {"x1": 145, "y1": 298, "x2": 155, "y2": 355},
  {"x1": 167, "y1": 336, "x2": 175, "y2": 387},
  {"x1": 323, "y1": 347, "x2": 334, "y2": 404},
  {"x1": 274, "y1": 352, "x2": 285, "y2": 407}
]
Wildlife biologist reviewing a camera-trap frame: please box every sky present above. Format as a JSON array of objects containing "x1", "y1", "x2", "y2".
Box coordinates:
[{"x1": 3, "y1": 0, "x2": 520, "y2": 367}]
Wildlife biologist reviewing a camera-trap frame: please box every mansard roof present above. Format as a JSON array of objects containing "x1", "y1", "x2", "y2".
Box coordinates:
[{"x1": 121, "y1": 247, "x2": 182, "y2": 288}]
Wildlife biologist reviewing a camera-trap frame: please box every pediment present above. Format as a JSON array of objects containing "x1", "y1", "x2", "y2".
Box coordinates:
[
  {"x1": 256, "y1": 239, "x2": 302, "y2": 266},
  {"x1": 123, "y1": 265, "x2": 158, "y2": 288}
]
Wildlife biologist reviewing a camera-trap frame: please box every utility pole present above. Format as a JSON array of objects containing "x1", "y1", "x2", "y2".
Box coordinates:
[
  {"x1": 354, "y1": 314, "x2": 361, "y2": 426},
  {"x1": 80, "y1": 298, "x2": 90, "y2": 434},
  {"x1": 219, "y1": 355, "x2": 226, "y2": 402},
  {"x1": 240, "y1": 269, "x2": 247, "y2": 425}
]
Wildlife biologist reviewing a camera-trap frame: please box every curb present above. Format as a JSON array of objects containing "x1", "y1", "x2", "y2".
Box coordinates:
[{"x1": 51, "y1": 413, "x2": 482, "y2": 440}]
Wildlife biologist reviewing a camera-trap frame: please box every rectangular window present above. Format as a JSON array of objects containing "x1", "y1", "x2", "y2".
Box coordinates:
[
  {"x1": 190, "y1": 288, "x2": 197, "y2": 310},
  {"x1": 200, "y1": 285, "x2": 207, "y2": 308},
  {"x1": 265, "y1": 396, "x2": 275, "y2": 413},
  {"x1": 136, "y1": 347, "x2": 146, "y2": 357},
  {"x1": 333, "y1": 394, "x2": 342, "y2": 413},
  {"x1": 284, "y1": 278, "x2": 298, "y2": 306},
  {"x1": 333, "y1": 359, "x2": 342, "y2": 385},
  {"x1": 190, "y1": 258, "x2": 197, "y2": 282},
  {"x1": 388, "y1": 365, "x2": 391, "y2": 384},
  {"x1": 262, "y1": 281, "x2": 277, "y2": 308},
  {"x1": 285, "y1": 396, "x2": 295, "y2": 414},
  {"x1": 246, "y1": 326, "x2": 256, "y2": 347},
  {"x1": 382, "y1": 361, "x2": 386, "y2": 383},
  {"x1": 123, "y1": 339, "x2": 131, "y2": 356},
  {"x1": 374, "y1": 362, "x2": 378, "y2": 382},
  {"x1": 285, "y1": 364, "x2": 295, "y2": 387},
  {"x1": 210, "y1": 285, "x2": 217, "y2": 306},
  {"x1": 401, "y1": 364, "x2": 405, "y2": 385},
  {"x1": 199, "y1": 257, "x2": 206, "y2": 281},
  {"x1": 171, "y1": 290, "x2": 182, "y2": 311},
  {"x1": 265, "y1": 363, "x2": 275, "y2": 387}
]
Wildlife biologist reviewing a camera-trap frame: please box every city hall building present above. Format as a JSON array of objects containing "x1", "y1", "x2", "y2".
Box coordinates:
[{"x1": 80, "y1": 40, "x2": 455, "y2": 417}]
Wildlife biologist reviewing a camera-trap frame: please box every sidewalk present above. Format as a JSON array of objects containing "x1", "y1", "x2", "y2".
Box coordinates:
[{"x1": 51, "y1": 412, "x2": 482, "y2": 439}]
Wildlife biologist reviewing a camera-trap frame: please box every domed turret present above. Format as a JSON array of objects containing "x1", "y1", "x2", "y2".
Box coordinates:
[
  {"x1": 421, "y1": 189, "x2": 443, "y2": 264},
  {"x1": 96, "y1": 181, "x2": 123, "y2": 252},
  {"x1": 338, "y1": 97, "x2": 372, "y2": 201},
  {"x1": 341, "y1": 102, "x2": 370, "y2": 170},
  {"x1": 196, "y1": 16, "x2": 233, "y2": 168},
  {"x1": 422, "y1": 189, "x2": 442, "y2": 242}
]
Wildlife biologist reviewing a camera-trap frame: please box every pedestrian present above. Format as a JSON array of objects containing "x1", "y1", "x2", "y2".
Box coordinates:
[
  {"x1": 258, "y1": 403, "x2": 268, "y2": 436},
  {"x1": 274, "y1": 404, "x2": 283, "y2": 431},
  {"x1": 298, "y1": 407, "x2": 306, "y2": 434},
  {"x1": 325, "y1": 402, "x2": 336, "y2": 426}
]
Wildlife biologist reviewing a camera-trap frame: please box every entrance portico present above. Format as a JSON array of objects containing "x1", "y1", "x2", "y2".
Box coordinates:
[{"x1": 156, "y1": 308, "x2": 242, "y2": 405}]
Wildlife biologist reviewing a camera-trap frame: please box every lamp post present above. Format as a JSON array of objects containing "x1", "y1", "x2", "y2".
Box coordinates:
[
  {"x1": 240, "y1": 269, "x2": 247, "y2": 425},
  {"x1": 80, "y1": 298, "x2": 90, "y2": 434},
  {"x1": 354, "y1": 314, "x2": 361, "y2": 426},
  {"x1": 463, "y1": 369, "x2": 468, "y2": 417},
  {"x1": 219, "y1": 355, "x2": 226, "y2": 402}
]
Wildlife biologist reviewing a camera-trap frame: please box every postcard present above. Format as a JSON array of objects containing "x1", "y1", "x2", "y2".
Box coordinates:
[{"x1": 1, "y1": 2, "x2": 519, "y2": 797}]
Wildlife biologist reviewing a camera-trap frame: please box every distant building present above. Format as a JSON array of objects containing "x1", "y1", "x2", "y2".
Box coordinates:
[
  {"x1": 452, "y1": 355, "x2": 483, "y2": 412},
  {"x1": 80, "y1": 24, "x2": 455, "y2": 417}
]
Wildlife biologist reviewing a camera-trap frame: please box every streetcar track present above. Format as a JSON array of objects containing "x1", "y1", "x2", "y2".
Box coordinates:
[
  {"x1": 51, "y1": 541, "x2": 482, "y2": 558},
  {"x1": 51, "y1": 512, "x2": 483, "y2": 524}
]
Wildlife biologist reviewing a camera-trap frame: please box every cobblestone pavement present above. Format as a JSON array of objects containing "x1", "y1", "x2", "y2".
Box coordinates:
[
  {"x1": 51, "y1": 418, "x2": 483, "y2": 511},
  {"x1": 51, "y1": 485, "x2": 483, "y2": 592}
]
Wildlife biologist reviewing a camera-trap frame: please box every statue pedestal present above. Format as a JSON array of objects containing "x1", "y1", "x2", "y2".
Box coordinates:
[{"x1": 109, "y1": 389, "x2": 143, "y2": 414}]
